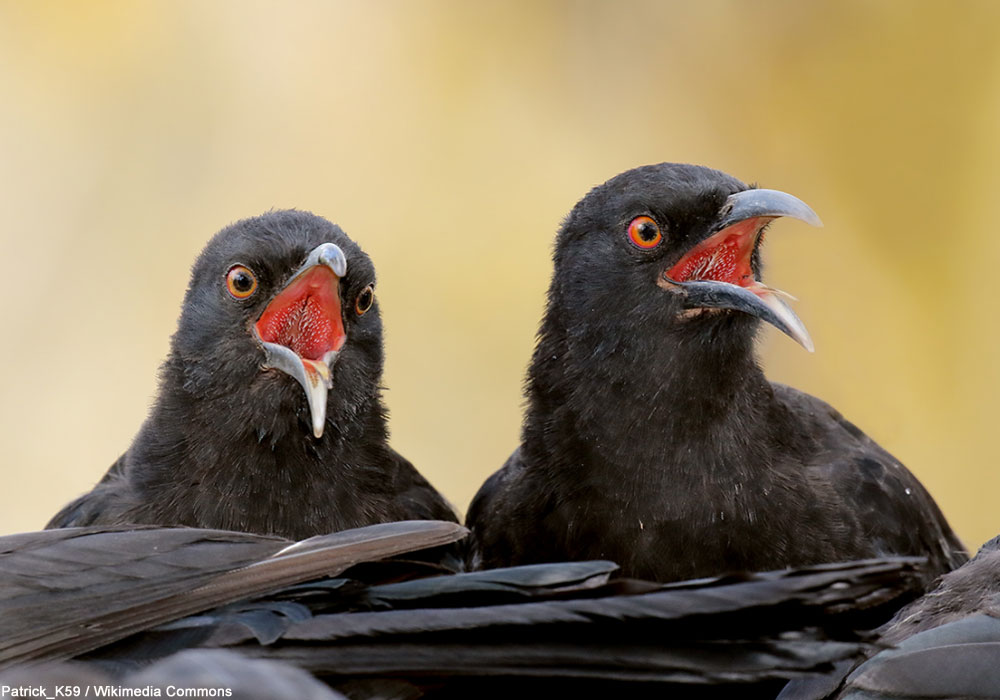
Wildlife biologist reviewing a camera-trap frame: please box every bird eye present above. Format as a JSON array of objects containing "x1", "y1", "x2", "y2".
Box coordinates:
[
  {"x1": 225, "y1": 265, "x2": 258, "y2": 299},
  {"x1": 355, "y1": 285, "x2": 374, "y2": 315},
  {"x1": 627, "y1": 216, "x2": 662, "y2": 249}
]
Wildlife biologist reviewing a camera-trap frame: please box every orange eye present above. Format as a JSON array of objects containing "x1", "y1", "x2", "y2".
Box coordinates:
[
  {"x1": 225, "y1": 265, "x2": 258, "y2": 299},
  {"x1": 355, "y1": 284, "x2": 374, "y2": 315},
  {"x1": 627, "y1": 216, "x2": 662, "y2": 249}
]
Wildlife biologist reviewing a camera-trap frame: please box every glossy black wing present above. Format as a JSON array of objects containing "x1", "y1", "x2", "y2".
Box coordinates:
[
  {"x1": 94, "y1": 557, "x2": 926, "y2": 696},
  {"x1": 840, "y1": 614, "x2": 1000, "y2": 700},
  {"x1": 773, "y1": 384, "x2": 966, "y2": 579},
  {"x1": 0, "y1": 520, "x2": 466, "y2": 669}
]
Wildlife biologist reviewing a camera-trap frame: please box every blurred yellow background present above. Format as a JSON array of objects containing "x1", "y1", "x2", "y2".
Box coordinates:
[{"x1": 1, "y1": 1, "x2": 997, "y2": 552}]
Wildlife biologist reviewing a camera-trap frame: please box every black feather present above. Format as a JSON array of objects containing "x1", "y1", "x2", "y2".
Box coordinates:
[
  {"x1": 840, "y1": 615, "x2": 1000, "y2": 699},
  {"x1": 0, "y1": 520, "x2": 466, "y2": 668},
  {"x1": 89, "y1": 556, "x2": 925, "y2": 696},
  {"x1": 1, "y1": 521, "x2": 930, "y2": 698},
  {"x1": 783, "y1": 534, "x2": 1000, "y2": 699}
]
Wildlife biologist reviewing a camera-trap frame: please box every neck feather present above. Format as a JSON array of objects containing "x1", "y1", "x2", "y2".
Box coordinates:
[{"x1": 522, "y1": 309, "x2": 776, "y2": 485}]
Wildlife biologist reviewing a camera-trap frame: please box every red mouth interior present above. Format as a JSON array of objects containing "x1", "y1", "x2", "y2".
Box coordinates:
[
  {"x1": 255, "y1": 266, "x2": 346, "y2": 361},
  {"x1": 666, "y1": 217, "x2": 766, "y2": 288}
]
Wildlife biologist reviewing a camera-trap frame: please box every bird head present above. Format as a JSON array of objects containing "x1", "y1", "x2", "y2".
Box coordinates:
[
  {"x1": 171, "y1": 210, "x2": 382, "y2": 439},
  {"x1": 553, "y1": 163, "x2": 821, "y2": 352}
]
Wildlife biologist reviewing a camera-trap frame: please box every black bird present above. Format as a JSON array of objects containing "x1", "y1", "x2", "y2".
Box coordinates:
[
  {"x1": 780, "y1": 533, "x2": 1000, "y2": 700},
  {"x1": 0, "y1": 521, "x2": 926, "y2": 699},
  {"x1": 467, "y1": 163, "x2": 966, "y2": 583},
  {"x1": 47, "y1": 211, "x2": 456, "y2": 539}
]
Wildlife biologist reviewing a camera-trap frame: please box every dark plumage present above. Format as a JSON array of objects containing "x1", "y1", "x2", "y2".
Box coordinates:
[
  {"x1": 468, "y1": 163, "x2": 965, "y2": 584},
  {"x1": 870, "y1": 534, "x2": 1000, "y2": 647},
  {"x1": 0, "y1": 520, "x2": 467, "y2": 668},
  {"x1": 47, "y1": 211, "x2": 455, "y2": 539},
  {"x1": 780, "y1": 535, "x2": 1000, "y2": 700},
  {"x1": 0, "y1": 523, "x2": 926, "y2": 699}
]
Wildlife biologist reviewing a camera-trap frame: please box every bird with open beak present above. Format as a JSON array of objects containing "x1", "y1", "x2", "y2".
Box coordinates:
[
  {"x1": 48, "y1": 210, "x2": 456, "y2": 539},
  {"x1": 467, "y1": 163, "x2": 965, "y2": 585}
]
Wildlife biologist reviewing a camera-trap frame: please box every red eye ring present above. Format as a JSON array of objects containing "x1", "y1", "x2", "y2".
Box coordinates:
[
  {"x1": 225, "y1": 265, "x2": 258, "y2": 299},
  {"x1": 627, "y1": 216, "x2": 662, "y2": 249}
]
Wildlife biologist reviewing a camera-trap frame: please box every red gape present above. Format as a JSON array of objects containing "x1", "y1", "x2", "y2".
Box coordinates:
[
  {"x1": 666, "y1": 217, "x2": 763, "y2": 287},
  {"x1": 256, "y1": 266, "x2": 346, "y2": 360}
]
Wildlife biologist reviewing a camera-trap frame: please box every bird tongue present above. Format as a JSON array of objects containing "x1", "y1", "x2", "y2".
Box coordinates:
[{"x1": 254, "y1": 265, "x2": 346, "y2": 438}]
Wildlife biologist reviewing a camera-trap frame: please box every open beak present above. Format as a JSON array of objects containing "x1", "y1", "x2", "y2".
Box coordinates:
[
  {"x1": 660, "y1": 189, "x2": 822, "y2": 351},
  {"x1": 253, "y1": 243, "x2": 348, "y2": 438}
]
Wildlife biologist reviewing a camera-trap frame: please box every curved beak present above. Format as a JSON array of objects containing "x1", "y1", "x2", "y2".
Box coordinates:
[
  {"x1": 716, "y1": 188, "x2": 822, "y2": 230},
  {"x1": 664, "y1": 188, "x2": 822, "y2": 351},
  {"x1": 253, "y1": 243, "x2": 348, "y2": 438}
]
